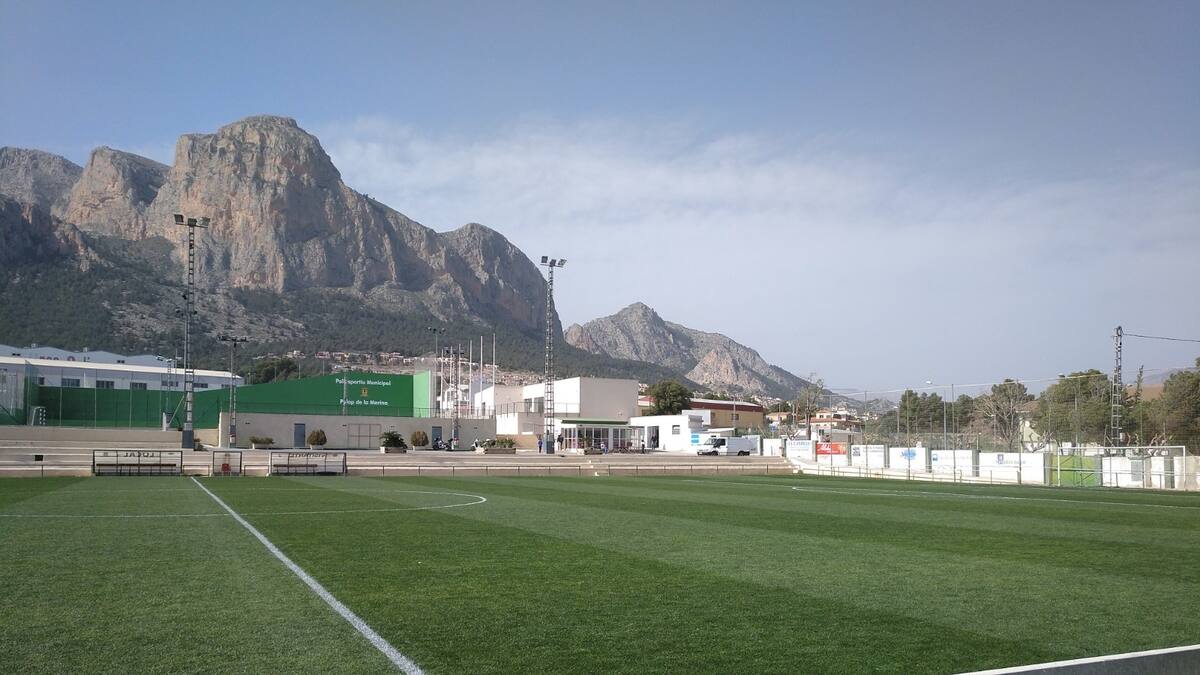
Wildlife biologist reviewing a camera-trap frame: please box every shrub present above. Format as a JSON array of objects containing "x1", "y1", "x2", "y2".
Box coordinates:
[
  {"x1": 249, "y1": 436, "x2": 274, "y2": 445},
  {"x1": 380, "y1": 431, "x2": 407, "y2": 448},
  {"x1": 497, "y1": 438, "x2": 516, "y2": 448},
  {"x1": 410, "y1": 430, "x2": 429, "y2": 448},
  {"x1": 306, "y1": 429, "x2": 327, "y2": 446}
]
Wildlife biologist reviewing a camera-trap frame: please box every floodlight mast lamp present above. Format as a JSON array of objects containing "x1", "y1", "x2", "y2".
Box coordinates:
[
  {"x1": 175, "y1": 214, "x2": 209, "y2": 450},
  {"x1": 539, "y1": 256, "x2": 566, "y2": 453},
  {"x1": 218, "y1": 335, "x2": 248, "y2": 447}
]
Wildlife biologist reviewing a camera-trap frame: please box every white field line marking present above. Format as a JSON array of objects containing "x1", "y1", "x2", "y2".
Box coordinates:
[
  {"x1": 680, "y1": 478, "x2": 1200, "y2": 510},
  {"x1": 0, "y1": 490, "x2": 487, "y2": 519},
  {"x1": 190, "y1": 477, "x2": 423, "y2": 674},
  {"x1": 0, "y1": 512, "x2": 226, "y2": 518},
  {"x1": 960, "y1": 642, "x2": 1200, "y2": 674}
]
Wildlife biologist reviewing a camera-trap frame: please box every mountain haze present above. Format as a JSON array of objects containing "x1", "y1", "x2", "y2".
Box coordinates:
[{"x1": 566, "y1": 302, "x2": 815, "y2": 398}]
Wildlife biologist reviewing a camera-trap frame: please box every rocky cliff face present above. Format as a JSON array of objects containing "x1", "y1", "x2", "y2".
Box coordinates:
[
  {"x1": 565, "y1": 301, "x2": 813, "y2": 398},
  {"x1": 0, "y1": 115, "x2": 552, "y2": 336},
  {"x1": 0, "y1": 196, "x2": 91, "y2": 267},
  {"x1": 62, "y1": 147, "x2": 169, "y2": 238},
  {"x1": 0, "y1": 147, "x2": 82, "y2": 213}
]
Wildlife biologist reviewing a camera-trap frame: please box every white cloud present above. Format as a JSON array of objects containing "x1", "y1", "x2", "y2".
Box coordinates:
[{"x1": 317, "y1": 116, "x2": 1200, "y2": 391}]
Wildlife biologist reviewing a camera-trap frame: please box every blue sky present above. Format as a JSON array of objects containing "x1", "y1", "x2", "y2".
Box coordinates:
[{"x1": 2, "y1": 1, "x2": 1198, "y2": 395}]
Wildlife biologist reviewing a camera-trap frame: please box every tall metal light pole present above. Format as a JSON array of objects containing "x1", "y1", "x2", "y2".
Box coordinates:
[
  {"x1": 427, "y1": 326, "x2": 444, "y2": 416},
  {"x1": 1109, "y1": 325, "x2": 1123, "y2": 447},
  {"x1": 539, "y1": 256, "x2": 566, "y2": 453},
  {"x1": 175, "y1": 214, "x2": 209, "y2": 450},
  {"x1": 218, "y1": 335, "x2": 248, "y2": 447}
]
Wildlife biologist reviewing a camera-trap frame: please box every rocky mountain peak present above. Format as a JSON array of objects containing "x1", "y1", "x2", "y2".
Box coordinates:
[
  {"x1": 3, "y1": 114, "x2": 556, "y2": 338},
  {"x1": 0, "y1": 147, "x2": 83, "y2": 212},
  {"x1": 62, "y1": 147, "x2": 169, "y2": 237},
  {"x1": 566, "y1": 301, "x2": 815, "y2": 398}
]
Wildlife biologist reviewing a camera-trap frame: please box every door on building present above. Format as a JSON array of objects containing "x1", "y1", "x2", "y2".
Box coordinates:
[
  {"x1": 347, "y1": 424, "x2": 382, "y2": 450},
  {"x1": 293, "y1": 423, "x2": 306, "y2": 449},
  {"x1": 431, "y1": 426, "x2": 443, "y2": 443},
  {"x1": 647, "y1": 426, "x2": 660, "y2": 450}
]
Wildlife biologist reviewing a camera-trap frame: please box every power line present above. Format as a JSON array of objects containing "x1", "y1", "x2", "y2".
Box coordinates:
[{"x1": 1125, "y1": 332, "x2": 1200, "y2": 344}]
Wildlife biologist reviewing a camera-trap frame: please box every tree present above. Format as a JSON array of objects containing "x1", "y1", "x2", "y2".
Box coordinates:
[
  {"x1": 975, "y1": 379, "x2": 1033, "y2": 450},
  {"x1": 410, "y1": 430, "x2": 429, "y2": 448},
  {"x1": 952, "y1": 394, "x2": 975, "y2": 433},
  {"x1": 1031, "y1": 370, "x2": 1111, "y2": 445},
  {"x1": 646, "y1": 380, "x2": 692, "y2": 415},
  {"x1": 1156, "y1": 358, "x2": 1200, "y2": 445},
  {"x1": 246, "y1": 357, "x2": 299, "y2": 384}
]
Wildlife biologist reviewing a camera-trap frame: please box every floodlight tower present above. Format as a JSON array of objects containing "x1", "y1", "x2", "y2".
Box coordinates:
[
  {"x1": 1109, "y1": 325, "x2": 1123, "y2": 446},
  {"x1": 539, "y1": 256, "x2": 566, "y2": 453},
  {"x1": 218, "y1": 334, "x2": 248, "y2": 447},
  {"x1": 175, "y1": 213, "x2": 209, "y2": 450},
  {"x1": 426, "y1": 326, "x2": 445, "y2": 415}
]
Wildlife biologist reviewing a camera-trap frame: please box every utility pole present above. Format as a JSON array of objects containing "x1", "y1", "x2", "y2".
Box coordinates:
[
  {"x1": 218, "y1": 335, "x2": 248, "y2": 447},
  {"x1": 174, "y1": 214, "x2": 208, "y2": 450},
  {"x1": 539, "y1": 256, "x2": 566, "y2": 454}
]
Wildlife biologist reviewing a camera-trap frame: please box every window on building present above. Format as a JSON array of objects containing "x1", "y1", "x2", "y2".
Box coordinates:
[
  {"x1": 195, "y1": 382, "x2": 209, "y2": 389},
  {"x1": 37, "y1": 377, "x2": 45, "y2": 386},
  {"x1": 131, "y1": 382, "x2": 148, "y2": 390},
  {"x1": 671, "y1": 425, "x2": 680, "y2": 435},
  {"x1": 116, "y1": 360, "x2": 126, "y2": 364},
  {"x1": 96, "y1": 380, "x2": 115, "y2": 389},
  {"x1": 731, "y1": 413, "x2": 739, "y2": 421},
  {"x1": 62, "y1": 378, "x2": 81, "y2": 388}
]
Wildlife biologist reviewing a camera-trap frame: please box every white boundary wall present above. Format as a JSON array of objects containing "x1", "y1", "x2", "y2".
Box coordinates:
[
  {"x1": 850, "y1": 445, "x2": 887, "y2": 468},
  {"x1": 930, "y1": 450, "x2": 977, "y2": 475},
  {"x1": 979, "y1": 452, "x2": 1047, "y2": 484},
  {"x1": 888, "y1": 447, "x2": 929, "y2": 473}
]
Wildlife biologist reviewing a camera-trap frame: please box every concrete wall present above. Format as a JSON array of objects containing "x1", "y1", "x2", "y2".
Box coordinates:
[
  {"x1": 786, "y1": 439, "x2": 815, "y2": 460},
  {"x1": 220, "y1": 411, "x2": 496, "y2": 450},
  {"x1": 577, "y1": 378, "x2": 640, "y2": 420},
  {"x1": 979, "y1": 452, "x2": 1047, "y2": 484},
  {"x1": 0, "y1": 425, "x2": 180, "y2": 445},
  {"x1": 888, "y1": 447, "x2": 930, "y2": 473},
  {"x1": 849, "y1": 445, "x2": 888, "y2": 468},
  {"x1": 629, "y1": 414, "x2": 706, "y2": 452},
  {"x1": 930, "y1": 450, "x2": 977, "y2": 475}
]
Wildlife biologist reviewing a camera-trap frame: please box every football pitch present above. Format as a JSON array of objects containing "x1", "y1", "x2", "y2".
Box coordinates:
[{"x1": 2, "y1": 474, "x2": 1199, "y2": 674}]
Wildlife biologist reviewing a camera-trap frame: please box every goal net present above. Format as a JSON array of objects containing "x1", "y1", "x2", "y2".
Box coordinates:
[
  {"x1": 92, "y1": 450, "x2": 183, "y2": 476},
  {"x1": 211, "y1": 451, "x2": 243, "y2": 477},
  {"x1": 269, "y1": 451, "x2": 348, "y2": 476}
]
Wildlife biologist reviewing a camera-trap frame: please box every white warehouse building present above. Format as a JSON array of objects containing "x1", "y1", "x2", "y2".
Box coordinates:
[{"x1": 0, "y1": 353, "x2": 240, "y2": 392}]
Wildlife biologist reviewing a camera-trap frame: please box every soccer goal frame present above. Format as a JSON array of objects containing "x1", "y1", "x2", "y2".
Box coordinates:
[
  {"x1": 269, "y1": 451, "x2": 348, "y2": 476},
  {"x1": 211, "y1": 450, "x2": 244, "y2": 477},
  {"x1": 92, "y1": 450, "x2": 184, "y2": 476}
]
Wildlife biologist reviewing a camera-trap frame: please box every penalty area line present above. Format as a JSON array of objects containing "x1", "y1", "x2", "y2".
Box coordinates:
[{"x1": 189, "y1": 477, "x2": 423, "y2": 674}]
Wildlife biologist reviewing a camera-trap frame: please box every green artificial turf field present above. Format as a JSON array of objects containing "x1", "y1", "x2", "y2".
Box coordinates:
[{"x1": 2, "y1": 474, "x2": 1199, "y2": 674}]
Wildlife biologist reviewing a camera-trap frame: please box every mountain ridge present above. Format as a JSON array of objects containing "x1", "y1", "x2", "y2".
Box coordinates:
[
  {"x1": 0, "y1": 117, "x2": 687, "y2": 386},
  {"x1": 566, "y1": 301, "x2": 816, "y2": 399}
]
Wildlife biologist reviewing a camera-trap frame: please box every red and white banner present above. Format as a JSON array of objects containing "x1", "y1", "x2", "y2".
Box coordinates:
[{"x1": 816, "y1": 442, "x2": 847, "y2": 456}]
